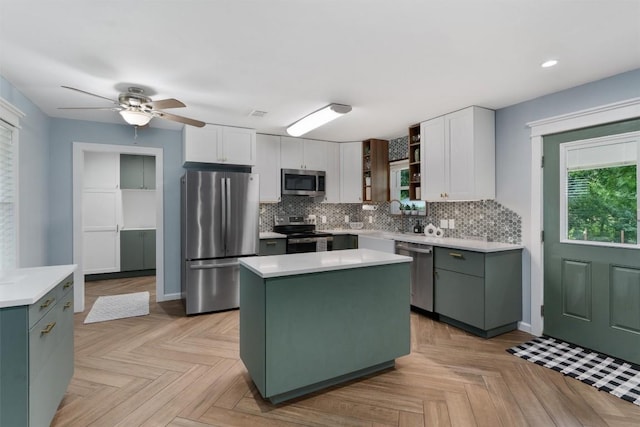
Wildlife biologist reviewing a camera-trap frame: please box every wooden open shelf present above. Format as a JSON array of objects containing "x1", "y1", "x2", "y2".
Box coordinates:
[
  {"x1": 362, "y1": 138, "x2": 389, "y2": 202},
  {"x1": 408, "y1": 124, "x2": 421, "y2": 200}
]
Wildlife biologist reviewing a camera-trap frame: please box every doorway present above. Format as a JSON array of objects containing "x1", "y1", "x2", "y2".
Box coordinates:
[
  {"x1": 72, "y1": 142, "x2": 164, "y2": 313},
  {"x1": 543, "y1": 122, "x2": 640, "y2": 364}
]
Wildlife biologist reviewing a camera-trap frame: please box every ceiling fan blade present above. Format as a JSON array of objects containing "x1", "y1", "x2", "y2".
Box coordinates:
[
  {"x1": 156, "y1": 111, "x2": 205, "y2": 127},
  {"x1": 147, "y1": 98, "x2": 185, "y2": 109},
  {"x1": 61, "y1": 85, "x2": 117, "y2": 104},
  {"x1": 57, "y1": 106, "x2": 120, "y2": 110}
]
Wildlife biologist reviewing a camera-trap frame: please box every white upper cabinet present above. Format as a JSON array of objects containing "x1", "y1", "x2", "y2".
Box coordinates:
[
  {"x1": 254, "y1": 134, "x2": 281, "y2": 203},
  {"x1": 324, "y1": 142, "x2": 341, "y2": 203},
  {"x1": 183, "y1": 125, "x2": 256, "y2": 166},
  {"x1": 420, "y1": 106, "x2": 495, "y2": 201},
  {"x1": 280, "y1": 137, "x2": 327, "y2": 171},
  {"x1": 340, "y1": 141, "x2": 363, "y2": 203},
  {"x1": 83, "y1": 152, "x2": 119, "y2": 189}
]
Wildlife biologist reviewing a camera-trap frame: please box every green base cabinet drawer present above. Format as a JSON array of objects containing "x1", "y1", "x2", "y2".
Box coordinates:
[
  {"x1": 259, "y1": 239, "x2": 286, "y2": 256},
  {"x1": 434, "y1": 248, "x2": 522, "y2": 337}
]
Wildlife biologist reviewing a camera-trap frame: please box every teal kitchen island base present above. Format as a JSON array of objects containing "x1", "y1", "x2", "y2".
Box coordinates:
[{"x1": 239, "y1": 249, "x2": 411, "y2": 404}]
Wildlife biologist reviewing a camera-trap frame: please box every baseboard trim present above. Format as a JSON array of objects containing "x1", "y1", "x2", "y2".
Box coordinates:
[
  {"x1": 159, "y1": 292, "x2": 181, "y2": 302},
  {"x1": 518, "y1": 321, "x2": 533, "y2": 334}
]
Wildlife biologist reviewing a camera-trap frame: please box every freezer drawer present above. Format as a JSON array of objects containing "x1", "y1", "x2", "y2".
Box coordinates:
[{"x1": 184, "y1": 258, "x2": 240, "y2": 314}]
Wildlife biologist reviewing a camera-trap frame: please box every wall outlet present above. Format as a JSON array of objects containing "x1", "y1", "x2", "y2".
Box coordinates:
[
  {"x1": 308, "y1": 215, "x2": 316, "y2": 223},
  {"x1": 321, "y1": 216, "x2": 327, "y2": 224},
  {"x1": 440, "y1": 219, "x2": 449, "y2": 229},
  {"x1": 362, "y1": 205, "x2": 378, "y2": 211},
  {"x1": 344, "y1": 215, "x2": 350, "y2": 223},
  {"x1": 369, "y1": 215, "x2": 373, "y2": 223},
  {"x1": 449, "y1": 219, "x2": 455, "y2": 229}
]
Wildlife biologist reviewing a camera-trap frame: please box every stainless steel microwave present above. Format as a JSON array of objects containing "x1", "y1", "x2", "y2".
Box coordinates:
[{"x1": 281, "y1": 169, "x2": 326, "y2": 197}]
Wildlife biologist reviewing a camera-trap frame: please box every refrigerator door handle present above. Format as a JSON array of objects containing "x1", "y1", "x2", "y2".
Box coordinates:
[
  {"x1": 225, "y1": 177, "x2": 232, "y2": 247},
  {"x1": 189, "y1": 261, "x2": 240, "y2": 270},
  {"x1": 220, "y1": 177, "x2": 227, "y2": 251}
]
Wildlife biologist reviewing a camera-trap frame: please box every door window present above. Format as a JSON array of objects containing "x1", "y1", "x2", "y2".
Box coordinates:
[{"x1": 560, "y1": 132, "x2": 639, "y2": 247}]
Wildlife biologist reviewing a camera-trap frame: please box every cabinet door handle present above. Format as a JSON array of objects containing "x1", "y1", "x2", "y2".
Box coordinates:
[
  {"x1": 64, "y1": 301, "x2": 72, "y2": 310},
  {"x1": 40, "y1": 298, "x2": 55, "y2": 309},
  {"x1": 41, "y1": 322, "x2": 56, "y2": 335},
  {"x1": 63, "y1": 282, "x2": 72, "y2": 289},
  {"x1": 265, "y1": 241, "x2": 277, "y2": 246},
  {"x1": 448, "y1": 252, "x2": 464, "y2": 259}
]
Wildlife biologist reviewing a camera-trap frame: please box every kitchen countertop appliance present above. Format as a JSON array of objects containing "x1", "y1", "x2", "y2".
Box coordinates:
[
  {"x1": 273, "y1": 215, "x2": 333, "y2": 253},
  {"x1": 181, "y1": 170, "x2": 259, "y2": 315},
  {"x1": 395, "y1": 241, "x2": 434, "y2": 312}
]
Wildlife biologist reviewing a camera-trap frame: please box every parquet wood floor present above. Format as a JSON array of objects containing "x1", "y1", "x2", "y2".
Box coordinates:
[{"x1": 52, "y1": 276, "x2": 640, "y2": 426}]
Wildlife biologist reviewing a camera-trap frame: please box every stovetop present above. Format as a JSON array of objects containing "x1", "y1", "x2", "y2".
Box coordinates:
[{"x1": 273, "y1": 215, "x2": 332, "y2": 238}]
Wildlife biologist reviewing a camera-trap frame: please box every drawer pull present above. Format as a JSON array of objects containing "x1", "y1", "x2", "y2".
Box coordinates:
[
  {"x1": 63, "y1": 282, "x2": 72, "y2": 289},
  {"x1": 266, "y1": 241, "x2": 277, "y2": 246},
  {"x1": 448, "y1": 252, "x2": 464, "y2": 259},
  {"x1": 41, "y1": 322, "x2": 56, "y2": 335},
  {"x1": 64, "y1": 301, "x2": 72, "y2": 310},
  {"x1": 40, "y1": 298, "x2": 55, "y2": 309}
]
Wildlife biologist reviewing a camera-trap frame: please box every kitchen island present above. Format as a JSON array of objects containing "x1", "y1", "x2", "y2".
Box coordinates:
[{"x1": 239, "y1": 249, "x2": 411, "y2": 404}]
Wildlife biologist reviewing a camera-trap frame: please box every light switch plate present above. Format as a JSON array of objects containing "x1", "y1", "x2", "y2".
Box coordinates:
[
  {"x1": 344, "y1": 215, "x2": 350, "y2": 223},
  {"x1": 440, "y1": 219, "x2": 449, "y2": 229},
  {"x1": 369, "y1": 215, "x2": 373, "y2": 223},
  {"x1": 449, "y1": 219, "x2": 455, "y2": 229}
]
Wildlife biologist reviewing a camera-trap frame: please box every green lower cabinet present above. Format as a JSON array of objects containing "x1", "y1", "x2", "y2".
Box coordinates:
[
  {"x1": 332, "y1": 234, "x2": 358, "y2": 250},
  {"x1": 259, "y1": 238, "x2": 286, "y2": 256},
  {"x1": 0, "y1": 275, "x2": 74, "y2": 427},
  {"x1": 121, "y1": 230, "x2": 156, "y2": 271},
  {"x1": 434, "y1": 247, "x2": 522, "y2": 338}
]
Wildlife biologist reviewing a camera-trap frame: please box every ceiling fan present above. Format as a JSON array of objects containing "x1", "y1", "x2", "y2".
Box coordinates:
[{"x1": 59, "y1": 85, "x2": 206, "y2": 127}]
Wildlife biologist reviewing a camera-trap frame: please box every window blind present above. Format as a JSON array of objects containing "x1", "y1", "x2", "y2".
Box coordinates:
[{"x1": 0, "y1": 121, "x2": 15, "y2": 270}]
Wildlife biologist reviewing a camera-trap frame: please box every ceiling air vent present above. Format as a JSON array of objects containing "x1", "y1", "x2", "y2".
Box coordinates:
[{"x1": 249, "y1": 110, "x2": 268, "y2": 118}]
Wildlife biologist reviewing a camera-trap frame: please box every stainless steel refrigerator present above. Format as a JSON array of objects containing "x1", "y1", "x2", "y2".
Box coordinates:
[{"x1": 181, "y1": 170, "x2": 259, "y2": 315}]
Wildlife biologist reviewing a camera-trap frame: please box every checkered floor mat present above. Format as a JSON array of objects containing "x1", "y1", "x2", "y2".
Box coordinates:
[{"x1": 507, "y1": 336, "x2": 640, "y2": 407}]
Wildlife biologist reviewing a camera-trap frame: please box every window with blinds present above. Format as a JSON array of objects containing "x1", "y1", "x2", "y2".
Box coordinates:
[{"x1": 0, "y1": 121, "x2": 16, "y2": 270}]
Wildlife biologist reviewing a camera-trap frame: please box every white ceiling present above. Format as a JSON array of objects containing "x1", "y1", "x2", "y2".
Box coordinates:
[{"x1": 1, "y1": 1, "x2": 639, "y2": 142}]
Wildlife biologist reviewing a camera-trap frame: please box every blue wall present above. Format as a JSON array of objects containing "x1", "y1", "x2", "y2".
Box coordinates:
[
  {"x1": 48, "y1": 119, "x2": 183, "y2": 295},
  {"x1": 495, "y1": 68, "x2": 640, "y2": 324},
  {"x1": 0, "y1": 76, "x2": 51, "y2": 268}
]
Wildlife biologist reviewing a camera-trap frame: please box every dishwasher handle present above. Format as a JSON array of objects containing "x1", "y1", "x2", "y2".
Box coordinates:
[{"x1": 395, "y1": 243, "x2": 432, "y2": 254}]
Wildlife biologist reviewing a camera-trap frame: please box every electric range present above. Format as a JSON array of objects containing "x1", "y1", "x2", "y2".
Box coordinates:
[{"x1": 273, "y1": 215, "x2": 333, "y2": 253}]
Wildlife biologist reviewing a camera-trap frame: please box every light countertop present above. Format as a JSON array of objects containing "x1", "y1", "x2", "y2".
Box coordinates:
[
  {"x1": 259, "y1": 232, "x2": 287, "y2": 239},
  {"x1": 321, "y1": 229, "x2": 522, "y2": 253},
  {"x1": 0, "y1": 264, "x2": 77, "y2": 308},
  {"x1": 239, "y1": 249, "x2": 411, "y2": 278}
]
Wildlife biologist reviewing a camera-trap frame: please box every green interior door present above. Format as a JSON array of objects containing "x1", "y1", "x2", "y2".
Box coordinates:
[{"x1": 543, "y1": 119, "x2": 640, "y2": 364}]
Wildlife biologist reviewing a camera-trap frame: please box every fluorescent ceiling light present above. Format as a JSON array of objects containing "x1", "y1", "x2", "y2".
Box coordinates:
[
  {"x1": 287, "y1": 103, "x2": 352, "y2": 137},
  {"x1": 119, "y1": 109, "x2": 152, "y2": 126},
  {"x1": 541, "y1": 59, "x2": 558, "y2": 68}
]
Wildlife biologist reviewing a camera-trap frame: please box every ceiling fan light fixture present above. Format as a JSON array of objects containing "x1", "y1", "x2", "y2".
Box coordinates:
[
  {"x1": 119, "y1": 108, "x2": 152, "y2": 126},
  {"x1": 286, "y1": 103, "x2": 352, "y2": 137}
]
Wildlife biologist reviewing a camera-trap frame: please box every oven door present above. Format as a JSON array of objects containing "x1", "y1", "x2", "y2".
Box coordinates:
[{"x1": 287, "y1": 237, "x2": 333, "y2": 253}]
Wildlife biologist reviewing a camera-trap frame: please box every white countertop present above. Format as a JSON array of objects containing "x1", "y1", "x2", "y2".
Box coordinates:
[
  {"x1": 240, "y1": 249, "x2": 411, "y2": 278},
  {"x1": 259, "y1": 232, "x2": 287, "y2": 239},
  {"x1": 0, "y1": 264, "x2": 77, "y2": 308},
  {"x1": 321, "y1": 229, "x2": 522, "y2": 253}
]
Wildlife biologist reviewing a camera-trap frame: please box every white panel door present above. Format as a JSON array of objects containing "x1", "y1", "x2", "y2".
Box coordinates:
[
  {"x1": 221, "y1": 126, "x2": 256, "y2": 165},
  {"x1": 303, "y1": 139, "x2": 327, "y2": 171},
  {"x1": 420, "y1": 116, "x2": 446, "y2": 200},
  {"x1": 83, "y1": 152, "x2": 119, "y2": 189},
  {"x1": 183, "y1": 125, "x2": 222, "y2": 164},
  {"x1": 446, "y1": 108, "x2": 475, "y2": 200},
  {"x1": 340, "y1": 142, "x2": 362, "y2": 203},
  {"x1": 280, "y1": 136, "x2": 305, "y2": 169},
  {"x1": 82, "y1": 189, "x2": 120, "y2": 274},
  {"x1": 324, "y1": 142, "x2": 340, "y2": 203},
  {"x1": 255, "y1": 134, "x2": 281, "y2": 202}
]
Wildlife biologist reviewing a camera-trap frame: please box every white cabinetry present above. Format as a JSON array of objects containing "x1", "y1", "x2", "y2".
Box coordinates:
[
  {"x1": 324, "y1": 142, "x2": 340, "y2": 203},
  {"x1": 183, "y1": 125, "x2": 256, "y2": 166},
  {"x1": 280, "y1": 137, "x2": 327, "y2": 171},
  {"x1": 420, "y1": 106, "x2": 495, "y2": 201},
  {"x1": 340, "y1": 142, "x2": 363, "y2": 203},
  {"x1": 255, "y1": 134, "x2": 281, "y2": 203}
]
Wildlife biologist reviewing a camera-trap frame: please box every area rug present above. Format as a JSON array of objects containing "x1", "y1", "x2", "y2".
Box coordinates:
[
  {"x1": 507, "y1": 336, "x2": 640, "y2": 406},
  {"x1": 84, "y1": 291, "x2": 150, "y2": 324}
]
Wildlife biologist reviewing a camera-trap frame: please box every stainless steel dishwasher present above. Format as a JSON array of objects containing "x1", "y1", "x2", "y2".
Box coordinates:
[{"x1": 395, "y1": 241, "x2": 434, "y2": 312}]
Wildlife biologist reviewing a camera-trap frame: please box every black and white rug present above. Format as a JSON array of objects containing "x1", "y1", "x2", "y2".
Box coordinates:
[{"x1": 508, "y1": 336, "x2": 640, "y2": 407}]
